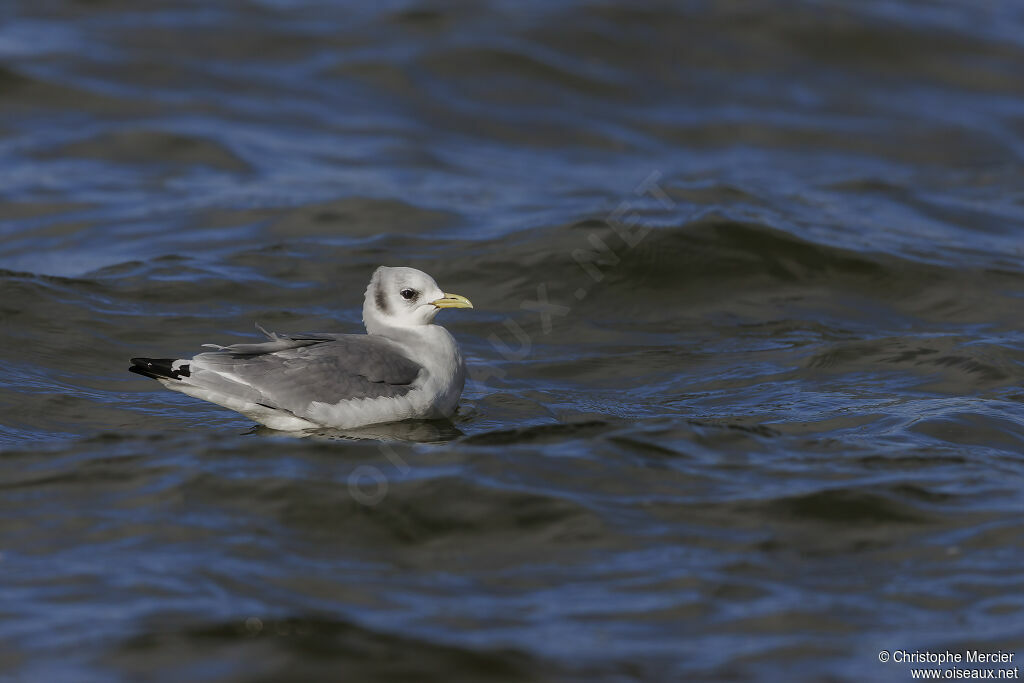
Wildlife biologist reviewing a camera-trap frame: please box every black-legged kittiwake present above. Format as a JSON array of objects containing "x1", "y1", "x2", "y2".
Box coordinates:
[{"x1": 129, "y1": 266, "x2": 473, "y2": 431}]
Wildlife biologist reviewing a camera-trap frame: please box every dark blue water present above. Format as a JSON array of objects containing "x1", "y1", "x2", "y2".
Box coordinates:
[{"x1": 1, "y1": 1, "x2": 1023, "y2": 681}]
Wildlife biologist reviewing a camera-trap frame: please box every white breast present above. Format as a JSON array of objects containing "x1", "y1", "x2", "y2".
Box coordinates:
[{"x1": 399, "y1": 324, "x2": 466, "y2": 419}]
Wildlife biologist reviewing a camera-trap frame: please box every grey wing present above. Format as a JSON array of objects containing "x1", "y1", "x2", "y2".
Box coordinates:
[
  {"x1": 200, "y1": 325, "x2": 340, "y2": 355},
  {"x1": 187, "y1": 334, "x2": 423, "y2": 415}
]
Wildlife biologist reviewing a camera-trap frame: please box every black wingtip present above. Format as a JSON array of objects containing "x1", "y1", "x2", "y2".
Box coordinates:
[
  {"x1": 129, "y1": 357, "x2": 190, "y2": 380},
  {"x1": 129, "y1": 364, "x2": 163, "y2": 380}
]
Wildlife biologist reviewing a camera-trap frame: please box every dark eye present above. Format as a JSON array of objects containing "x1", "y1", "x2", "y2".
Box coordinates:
[{"x1": 400, "y1": 288, "x2": 417, "y2": 300}]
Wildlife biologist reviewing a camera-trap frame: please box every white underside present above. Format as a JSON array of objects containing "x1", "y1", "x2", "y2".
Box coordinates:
[{"x1": 162, "y1": 380, "x2": 322, "y2": 431}]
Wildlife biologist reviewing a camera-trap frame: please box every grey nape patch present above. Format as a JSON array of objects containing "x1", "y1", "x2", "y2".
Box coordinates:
[{"x1": 374, "y1": 280, "x2": 389, "y2": 315}]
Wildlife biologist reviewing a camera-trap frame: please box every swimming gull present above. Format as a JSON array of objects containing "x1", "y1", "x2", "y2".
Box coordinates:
[{"x1": 129, "y1": 266, "x2": 473, "y2": 431}]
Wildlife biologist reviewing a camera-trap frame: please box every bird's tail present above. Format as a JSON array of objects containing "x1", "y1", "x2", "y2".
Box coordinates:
[{"x1": 129, "y1": 357, "x2": 191, "y2": 381}]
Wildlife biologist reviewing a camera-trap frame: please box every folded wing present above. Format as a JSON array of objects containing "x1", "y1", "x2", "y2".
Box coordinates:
[{"x1": 185, "y1": 331, "x2": 423, "y2": 417}]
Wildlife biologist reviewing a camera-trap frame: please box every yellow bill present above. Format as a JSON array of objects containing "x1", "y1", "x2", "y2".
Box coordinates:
[{"x1": 431, "y1": 292, "x2": 473, "y2": 309}]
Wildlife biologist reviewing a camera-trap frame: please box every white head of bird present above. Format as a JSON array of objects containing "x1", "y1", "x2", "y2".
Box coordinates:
[{"x1": 362, "y1": 266, "x2": 472, "y2": 334}]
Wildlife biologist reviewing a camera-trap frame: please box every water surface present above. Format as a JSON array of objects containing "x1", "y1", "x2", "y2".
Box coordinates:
[{"x1": 1, "y1": 1, "x2": 1023, "y2": 681}]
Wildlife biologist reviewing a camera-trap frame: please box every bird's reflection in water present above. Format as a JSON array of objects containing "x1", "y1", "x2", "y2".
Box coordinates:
[{"x1": 245, "y1": 419, "x2": 463, "y2": 444}]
